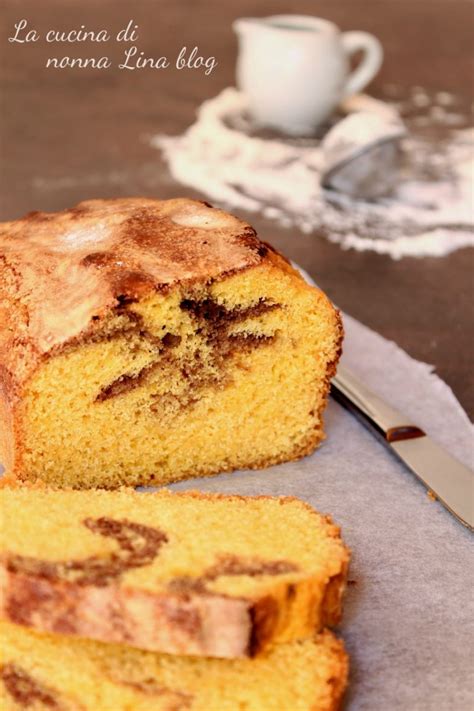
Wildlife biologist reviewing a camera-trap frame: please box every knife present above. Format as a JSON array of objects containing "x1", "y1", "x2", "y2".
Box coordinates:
[{"x1": 331, "y1": 364, "x2": 474, "y2": 531}]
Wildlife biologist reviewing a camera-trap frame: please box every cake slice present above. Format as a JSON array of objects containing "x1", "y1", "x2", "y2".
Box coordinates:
[
  {"x1": 0, "y1": 488, "x2": 349, "y2": 658},
  {"x1": 0, "y1": 197, "x2": 342, "y2": 489},
  {"x1": 0, "y1": 620, "x2": 348, "y2": 711}
]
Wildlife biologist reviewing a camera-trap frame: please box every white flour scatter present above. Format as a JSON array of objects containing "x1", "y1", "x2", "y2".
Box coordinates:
[{"x1": 153, "y1": 88, "x2": 474, "y2": 259}]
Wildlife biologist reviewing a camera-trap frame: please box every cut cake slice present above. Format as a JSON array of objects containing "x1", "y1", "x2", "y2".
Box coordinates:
[
  {"x1": 0, "y1": 488, "x2": 349, "y2": 658},
  {"x1": 0, "y1": 620, "x2": 348, "y2": 711}
]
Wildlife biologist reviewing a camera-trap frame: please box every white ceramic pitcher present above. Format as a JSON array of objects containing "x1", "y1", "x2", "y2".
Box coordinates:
[{"x1": 234, "y1": 15, "x2": 383, "y2": 135}]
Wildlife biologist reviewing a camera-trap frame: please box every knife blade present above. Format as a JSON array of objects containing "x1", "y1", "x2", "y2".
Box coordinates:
[{"x1": 331, "y1": 364, "x2": 474, "y2": 531}]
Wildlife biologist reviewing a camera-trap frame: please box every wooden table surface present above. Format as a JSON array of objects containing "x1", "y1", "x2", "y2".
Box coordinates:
[{"x1": 1, "y1": 0, "x2": 473, "y2": 417}]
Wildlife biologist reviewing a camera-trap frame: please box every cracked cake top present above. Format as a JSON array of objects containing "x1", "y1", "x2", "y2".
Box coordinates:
[{"x1": 0, "y1": 198, "x2": 272, "y2": 393}]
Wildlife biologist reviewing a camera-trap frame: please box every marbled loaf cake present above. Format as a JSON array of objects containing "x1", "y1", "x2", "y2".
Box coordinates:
[
  {"x1": 0, "y1": 197, "x2": 342, "y2": 488},
  {"x1": 0, "y1": 488, "x2": 349, "y2": 658},
  {"x1": 0, "y1": 621, "x2": 348, "y2": 711}
]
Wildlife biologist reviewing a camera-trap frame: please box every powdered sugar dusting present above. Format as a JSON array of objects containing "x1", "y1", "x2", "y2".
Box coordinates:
[
  {"x1": 153, "y1": 88, "x2": 474, "y2": 259},
  {"x1": 59, "y1": 223, "x2": 111, "y2": 251}
]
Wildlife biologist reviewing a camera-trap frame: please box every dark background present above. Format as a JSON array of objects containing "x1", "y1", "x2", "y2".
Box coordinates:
[{"x1": 1, "y1": 0, "x2": 473, "y2": 417}]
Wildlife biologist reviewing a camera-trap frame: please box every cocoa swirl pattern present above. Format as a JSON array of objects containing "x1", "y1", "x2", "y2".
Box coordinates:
[
  {"x1": 95, "y1": 297, "x2": 280, "y2": 404},
  {"x1": 5, "y1": 518, "x2": 168, "y2": 587},
  {"x1": 0, "y1": 663, "x2": 65, "y2": 709},
  {"x1": 168, "y1": 553, "x2": 299, "y2": 595},
  {"x1": 0, "y1": 198, "x2": 264, "y2": 361}
]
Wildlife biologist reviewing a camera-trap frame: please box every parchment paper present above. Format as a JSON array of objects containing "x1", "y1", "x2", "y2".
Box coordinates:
[
  {"x1": 168, "y1": 308, "x2": 474, "y2": 711},
  {"x1": 1, "y1": 301, "x2": 473, "y2": 709}
]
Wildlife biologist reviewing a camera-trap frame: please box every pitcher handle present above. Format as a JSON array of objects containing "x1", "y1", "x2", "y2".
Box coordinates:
[{"x1": 341, "y1": 31, "x2": 383, "y2": 98}]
